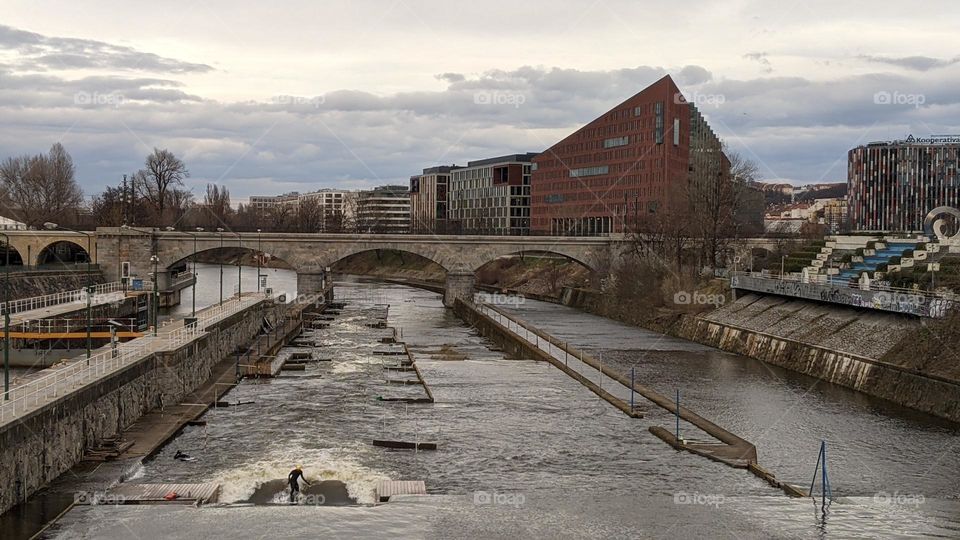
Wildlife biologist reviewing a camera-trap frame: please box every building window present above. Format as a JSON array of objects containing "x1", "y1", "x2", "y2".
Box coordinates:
[
  {"x1": 603, "y1": 136, "x2": 629, "y2": 148},
  {"x1": 570, "y1": 166, "x2": 610, "y2": 178},
  {"x1": 673, "y1": 118, "x2": 680, "y2": 146},
  {"x1": 655, "y1": 101, "x2": 664, "y2": 145}
]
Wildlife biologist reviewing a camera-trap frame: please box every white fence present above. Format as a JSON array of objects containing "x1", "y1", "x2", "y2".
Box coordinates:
[
  {"x1": 0, "y1": 281, "x2": 127, "y2": 317},
  {"x1": 0, "y1": 293, "x2": 266, "y2": 425}
]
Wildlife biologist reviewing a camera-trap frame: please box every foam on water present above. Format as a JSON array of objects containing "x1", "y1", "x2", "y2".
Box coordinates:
[{"x1": 211, "y1": 447, "x2": 390, "y2": 505}]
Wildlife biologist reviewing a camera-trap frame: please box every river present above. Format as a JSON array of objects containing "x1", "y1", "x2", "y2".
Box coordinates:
[{"x1": 34, "y1": 265, "x2": 960, "y2": 538}]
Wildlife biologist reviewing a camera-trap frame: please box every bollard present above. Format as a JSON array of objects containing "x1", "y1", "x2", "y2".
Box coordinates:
[{"x1": 630, "y1": 367, "x2": 635, "y2": 411}]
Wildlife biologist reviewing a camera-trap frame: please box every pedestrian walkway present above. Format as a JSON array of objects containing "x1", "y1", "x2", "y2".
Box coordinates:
[
  {"x1": 0, "y1": 294, "x2": 266, "y2": 425},
  {"x1": 3, "y1": 282, "x2": 132, "y2": 325},
  {"x1": 476, "y1": 302, "x2": 639, "y2": 405}
]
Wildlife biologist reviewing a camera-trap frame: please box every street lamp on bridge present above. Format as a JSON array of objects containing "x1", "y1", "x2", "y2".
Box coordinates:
[
  {"x1": 1, "y1": 232, "x2": 9, "y2": 400},
  {"x1": 216, "y1": 228, "x2": 224, "y2": 305},
  {"x1": 150, "y1": 254, "x2": 160, "y2": 336}
]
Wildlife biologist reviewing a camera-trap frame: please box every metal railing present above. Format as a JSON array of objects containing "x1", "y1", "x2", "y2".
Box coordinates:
[
  {"x1": 169, "y1": 272, "x2": 195, "y2": 288},
  {"x1": 0, "y1": 292, "x2": 266, "y2": 424},
  {"x1": 0, "y1": 337, "x2": 156, "y2": 422},
  {"x1": 731, "y1": 271, "x2": 959, "y2": 302},
  {"x1": 9, "y1": 317, "x2": 140, "y2": 335},
  {"x1": 0, "y1": 281, "x2": 127, "y2": 317}
]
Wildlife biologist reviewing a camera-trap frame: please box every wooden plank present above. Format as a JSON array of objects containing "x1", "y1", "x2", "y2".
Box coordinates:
[{"x1": 372, "y1": 440, "x2": 437, "y2": 450}]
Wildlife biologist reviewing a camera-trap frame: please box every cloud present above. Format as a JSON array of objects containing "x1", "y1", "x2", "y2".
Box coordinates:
[
  {"x1": 743, "y1": 52, "x2": 772, "y2": 73},
  {"x1": 858, "y1": 54, "x2": 960, "y2": 72},
  {"x1": 1, "y1": 25, "x2": 959, "y2": 198},
  {"x1": 0, "y1": 24, "x2": 213, "y2": 74},
  {"x1": 436, "y1": 72, "x2": 465, "y2": 83}
]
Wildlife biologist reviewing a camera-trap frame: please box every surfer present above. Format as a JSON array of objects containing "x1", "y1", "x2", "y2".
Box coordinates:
[
  {"x1": 174, "y1": 450, "x2": 195, "y2": 462},
  {"x1": 288, "y1": 465, "x2": 311, "y2": 502}
]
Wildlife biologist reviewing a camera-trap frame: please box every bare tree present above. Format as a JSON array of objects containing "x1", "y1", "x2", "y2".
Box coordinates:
[
  {"x1": 267, "y1": 204, "x2": 294, "y2": 231},
  {"x1": 168, "y1": 188, "x2": 193, "y2": 225},
  {"x1": 297, "y1": 197, "x2": 323, "y2": 232},
  {"x1": 0, "y1": 143, "x2": 84, "y2": 228},
  {"x1": 203, "y1": 183, "x2": 232, "y2": 228},
  {"x1": 134, "y1": 148, "x2": 188, "y2": 224}
]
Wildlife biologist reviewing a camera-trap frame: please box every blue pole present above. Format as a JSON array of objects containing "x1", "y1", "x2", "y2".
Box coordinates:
[
  {"x1": 630, "y1": 367, "x2": 635, "y2": 412},
  {"x1": 821, "y1": 440, "x2": 828, "y2": 506}
]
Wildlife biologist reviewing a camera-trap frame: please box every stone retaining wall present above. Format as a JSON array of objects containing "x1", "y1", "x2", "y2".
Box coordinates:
[{"x1": 0, "y1": 299, "x2": 282, "y2": 513}]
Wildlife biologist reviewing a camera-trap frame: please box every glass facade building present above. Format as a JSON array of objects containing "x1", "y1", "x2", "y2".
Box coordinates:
[{"x1": 849, "y1": 138, "x2": 960, "y2": 232}]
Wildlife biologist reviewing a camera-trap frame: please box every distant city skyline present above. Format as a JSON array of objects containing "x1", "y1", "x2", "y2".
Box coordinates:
[{"x1": 2, "y1": 0, "x2": 959, "y2": 201}]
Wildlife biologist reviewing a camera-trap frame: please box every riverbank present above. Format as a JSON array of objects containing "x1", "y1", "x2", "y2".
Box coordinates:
[{"x1": 561, "y1": 286, "x2": 960, "y2": 423}]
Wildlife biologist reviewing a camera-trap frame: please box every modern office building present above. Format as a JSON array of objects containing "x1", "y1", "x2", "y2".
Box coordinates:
[
  {"x1": 849, "y1": 136, "x2": 960, "y2": 232},
  {"x1": 356, "y1": 185, "x2": 411, "y2": 234},
  {"x1": 249, "y1": 189, "x2": 354, "y2": 231},
  {"x1": 298, "y1": 189, "x2": 354, "y2": 231},
  {"x1": 531, "y1": 75, "x2": 729, "y2": 235},
  {"x1": 448, "y1": 153, "x2": 538, "y2": 235},
  {"x1": 249, "y1": 193, "x2": 299, "y2": 211},
  {"x1": 409, "y1": 166, "x2": 457, "y2": 233}
]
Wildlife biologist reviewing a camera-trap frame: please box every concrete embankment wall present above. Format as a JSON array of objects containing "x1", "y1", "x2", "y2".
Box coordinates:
[
  {"x1": 0, "y1": 300, "x2": 283, "y2": 513},
  {"x1": 679, "y1": 294, "x2": 960, "y2": 423},
  {"x1": 557, "y1": 288, "x2": 960, "y2": 423},
  {"x1": 0, "y1": 271, "x2": 104, "y2": 302}
]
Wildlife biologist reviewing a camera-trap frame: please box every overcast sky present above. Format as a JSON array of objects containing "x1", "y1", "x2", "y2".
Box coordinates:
[{"x1": 2, "y1": 0, "x2": 958, "y2": 202}]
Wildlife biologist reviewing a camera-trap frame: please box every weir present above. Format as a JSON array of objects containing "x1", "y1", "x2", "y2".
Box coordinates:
[{"x1": 0, "y1": 292, "x2": 287, "y2": 514}]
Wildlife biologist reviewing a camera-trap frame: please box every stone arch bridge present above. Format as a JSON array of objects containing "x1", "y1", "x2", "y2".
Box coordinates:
[
  {"x1": 95, "y1": 228, "x2": 623, "y2": 306},
  {"x1": 0, "y1": 228, "x2": 780, "y2": 306}
]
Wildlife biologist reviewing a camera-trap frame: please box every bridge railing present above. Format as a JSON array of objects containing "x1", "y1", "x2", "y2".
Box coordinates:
[{"x1": 0, "y1": 281, "x2": 127, "y2": 317}]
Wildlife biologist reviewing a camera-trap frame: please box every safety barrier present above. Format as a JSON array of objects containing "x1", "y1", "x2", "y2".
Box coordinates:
[
  {"x1": 0, "y1": 293, "x2": 267, "y2": 424},
  {"x1": 0, "y1": 281, "x2": 127, "y2": 317}
]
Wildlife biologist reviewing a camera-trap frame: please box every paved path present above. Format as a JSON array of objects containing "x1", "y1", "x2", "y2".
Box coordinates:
[
  {"x1": 0, "y1": 295, "x2": 266, "y2": 425},
  {"x1": 9, "y1": 291, "x2": 126, "y2": 326}
]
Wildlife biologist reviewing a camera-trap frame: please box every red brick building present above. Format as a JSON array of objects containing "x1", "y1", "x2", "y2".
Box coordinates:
[{"x1": 531, "y1": 75, "x2": 728, "y2": 235}]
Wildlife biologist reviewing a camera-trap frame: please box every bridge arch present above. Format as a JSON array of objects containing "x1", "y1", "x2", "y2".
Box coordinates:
[
  {"x1": 471, "y1": 249, "x2": 595, "y2": 274},
  {"x1": 36, "y1": 240, "x2": 90, "y2": 266},
  {"x1": 0, "y1": 241, "x2": 24, "y2": 266}
]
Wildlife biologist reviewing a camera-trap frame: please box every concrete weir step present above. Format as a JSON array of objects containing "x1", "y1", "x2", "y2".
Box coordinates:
[
  {"x1": 96, "y1": 483, "x2": 221, "y2": 505},
  {"x1": 376, "y1": 480, "x2": 427, "y2": 503}
]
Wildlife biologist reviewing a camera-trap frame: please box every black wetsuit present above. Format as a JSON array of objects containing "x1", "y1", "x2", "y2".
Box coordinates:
[{"x1": 288, "y1": 469, "x2": 308, "y2": 502}]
